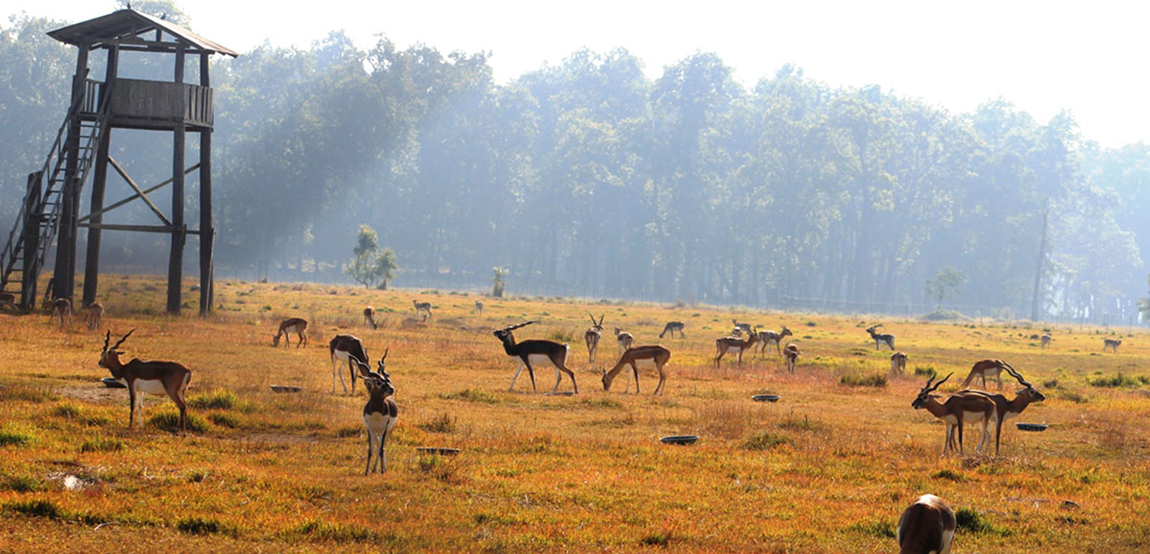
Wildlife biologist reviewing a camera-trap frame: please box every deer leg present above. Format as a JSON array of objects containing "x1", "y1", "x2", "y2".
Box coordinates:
[
  {"x1": 379, "y1": 427, "x2": 389, "y2": 472},
  {"x1": 654, "y1": 364, "x2": 666, "y2": 395},
  {"x1": 127, "y1": 385, "x2": 138, "y2": 429},
  {"x1": 365, "y1": 431, "x2": 374, "y2": 475},
  {"x1": 630, "y1": 362, "x2": 641, "y2": 395}
]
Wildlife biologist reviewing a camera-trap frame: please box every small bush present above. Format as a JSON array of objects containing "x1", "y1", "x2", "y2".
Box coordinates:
[
  {"x1": 148, "y1": 411, "x2": 210, "y2": 433},
  {"x1": 914, "y1": 366, "x2": 939, "y2": 379},
  {"x1": 4, "y1": 499, "x2": 63, "y2": 519},
  {"x1": 0, "y1": 428, "x2": 36, "y2": 447},
  {"x1": 81, "y1": 437, "x2": 123, "y2": 453},
  {"x1": 840, "y1": 373, "x2": 888, "y2": 387},
  {"x1": 640, "y1": 530, "x2": 672, "y2": 547},
  {"x1": 1088, "y1": 373, "x2": 1148, "y2": 388},
  {"x1": 847, "y1": 520, "x2": 895, "y2": 538},
  {"x1": 932, "y1": 468, "x2": 964, "y2": 482},
  {"x1": 955, "y1": 507, "x2": 993, "y2": 534},
  {"x1": 546, "y1": 330, "x2": 575, "y2": 343},
  {"x1": 177, "y1": 517, "x2": 231, "y2": 536},
  {"x1": 3, "y1": 475, "x2": 45, "y2": 493},
  {"x1": 290, "y1": 519, "x2": 376, "y2": 542},
  {"x1": 0, "y1": 386, "x2": 59, "y2": 403},
  {"x1": 743, "y1": 432, "x2": 791, "y2": 451},
  {"x1": 189, "y1": 389, "x2": 253, "y2": 411},
  {"x1": 418, "y1": 412, "x2": 456, "y2": 434},
  {"x1": 208, "y1": 412, "x2": 240, "y2": 428},
  {"x1": 439, "y1": 388, "x2": 501, "y2": 404}
]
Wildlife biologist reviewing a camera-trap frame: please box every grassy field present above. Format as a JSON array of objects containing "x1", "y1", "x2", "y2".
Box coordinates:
[{"x1": 1, "y1": 275, "x2": 1148, "y2": 553}]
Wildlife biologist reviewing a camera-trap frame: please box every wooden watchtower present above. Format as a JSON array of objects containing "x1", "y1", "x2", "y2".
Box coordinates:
[{"x1": 0, "y1": 9, "x2": 237, "y2": 314}]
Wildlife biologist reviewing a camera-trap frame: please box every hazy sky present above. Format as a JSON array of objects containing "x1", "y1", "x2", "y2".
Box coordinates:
[{"x1": 8, "y1": 0, "x2": 1149, "y2": 147}]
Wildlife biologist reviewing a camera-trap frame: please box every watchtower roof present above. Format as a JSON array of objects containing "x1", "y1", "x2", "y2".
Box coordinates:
[{"x1": 48, "y1": 9, "x2": 239, "y2": 57}]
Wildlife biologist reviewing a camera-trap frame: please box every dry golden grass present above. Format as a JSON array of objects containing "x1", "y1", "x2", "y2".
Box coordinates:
[{"x1": 1, "y1": 275, "x2": 1148, "y2": 552}]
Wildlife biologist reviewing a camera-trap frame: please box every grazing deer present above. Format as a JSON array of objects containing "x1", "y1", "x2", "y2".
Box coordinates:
[
  {"x1": 0, "y1": 291, "x2": 16, "y2": 311},
  {"x1": 783, "y1": 343, "x2": 800, "y2": 374},
  {"x1": 897, "y1": 494, "x2": 956, "y2": 554},
  {"x1": 959, "y1": 359, "x2": 1011, "y2": 391},
  {"x1": 84, "y1": 302, "x2": 104, "y2": 330},
  {"x1": 1040, "y1": 333, "x2": 1051, "y2": 349},
  {"x1": 659, "y1": 321, "x2": 685, "y2": 339},
  {"x1": 602, "y1": 345, "x2": 671, "y2": 395},
  {"x1": 584, "y1": 313, "x2": 605, "y2": 363},
  {"x1": 329, "y1": 335, "x2": 369, "y2": 394},
  {"x1": 1103, "y1": 338, "x2": 1121, "y2": 353},
  {"x1": 731, "y1": 319, "x2": 753, "y2": 337},
  {"x1": 475, "y1": 300, "x2": 484, "y2": 315},
  {"x1": 756, "y1": 326, "x2": 793, "y2": 356},
  {"x1": 614, "y1": 328, "x2": 634, "y2": 355},
  {"x1": 354, "y1": 352, "x2": 398, "y2": 474},
  {"x1": 363, "y1": 307, "x2": 377, "y2": 330},
  {"x1": 891, "y1": 352, "x2": 908, "y2": 375},
  {"x1": 98, "y1": 330, "x2": 192, "y2": 433},
  {"x1": 714, "y1": 327, "x2": 758, "y2": 367},
  {"x1": 954, "y1": 363, "x2": 1045, "y2": 456},
  {"x1": 493, "y1": 321, "x2": 578, "y2": 394},
  {"x1": 272, "y1": 317, "x2": 308, "y2": 348},
  {"x1": 865, "y1": 324, "x2": 895, "y2": 350},
  {"x1": 912, "y1": 373, "x2": 999, "y2": 456},
  {"x1": 413, "y1": 300, "x2": 433, "y2": 320},
  {"x1": 51, "y1": 298, "x2": 73, "y2": 327}
]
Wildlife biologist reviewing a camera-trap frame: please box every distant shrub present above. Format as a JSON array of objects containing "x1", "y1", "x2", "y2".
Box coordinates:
[
  {"x1": 439, "y1": 388, "x2": 501, "y2": 404},
  {"x1": 0, "y1": 428, "x2": 35, "y2": 447},
  {"x1": 1059, "y1": 390, "x2": 1089, "y2": 404},
  {"x1": 418, "y1": 412, "x2": 456, "y2": 434},
  {"x1": 208, "y1": 412, "x2": 240, "y2": 428},
  {"x1": 178, "y1": 517, "x2": 232, "y2": 536},
  {"x1": 1088, "y1": 373, "x2": 1149, "y2": 388},
  {"x1": 2, "y1": 475, "x2": 45, "y2": 493},
  {"x1": 932, "y1": 468, "x2": 964, "y2": 482},
  {"x1": 290, "y1": 519, "x2": 376, "y2": 542},
  {"x1": 148, "y1": 411, "x2": 209, "y2": 433},
  {"x1": 955, "y1": 507, "x2": 993, "y2": 534},
  {"x1": 189, "y1": 389, "x2": 253, "y2": 411},
  {"x1": 4, "y1": 499, "x2": 63, "y2": 519},
  {"x1": 846, "y1": 520, "x2": 895, "y2": 538},
  {"x1": 546, "y1": 330, "x2": 575, "y2": 343},
  {"x1": 913, "y1": 366, "x2": 938, "y2": 380},
  {"x1": 640, "y1": 530, "x2": 673, "y2": 547},
  {"x1": 805, "y1": 321, "x2": 817, "y2": 327},
  {"x1": 841, "y1": 373, "x2": 888, "y2": 387},
  {"x1": 743, "y1": 432, "x2": 791, "y2": 451},
  {"x1": 0, "y1": 386, "x2": 59, "y2": 403}
]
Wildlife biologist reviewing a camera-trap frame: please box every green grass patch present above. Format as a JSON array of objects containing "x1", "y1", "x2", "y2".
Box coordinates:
[
  {"x1": 914, "y1": 366, "x2": 939, "y2": 379},
  {"x1": 0, "y1": 428, "x2": 36, "y2": 447},
  {"x1": 189, "y1": 389, "x2": 255, "y2": 412},
  {"x1": 0, "y1": 385, "x2": 59, "y2": 403},
  {"x1": 2, "y1": 475, "x2": 46, "y2": 492},
  {"x1": 289, "y1": 519, "x2": 377, "y2": 542},
  {"x1": 846, "y1": 520, "x2": 895, "y2": 538},
  {"x1": 148, "y1": 411, "x2": 210, "y2": 433},
  {"x1": 932, "y1": 468, "x2": 965, "y2": 482},
  {"x1": 743, "y1": 431, "x2": 791, "y2": 451},
  {"x1": 4, "y1": 499, "x2": 64, "y2": 519},
  {"x1": 177, "y1": 516, "x2": 234, "y2": 536},
  {"x1": 956, "y1": 507, "x2": 1010, "y2": 535},
  {"x1": 439, "y1": 388, "x2": 502, "y2": 404},
  {"x1": 81, "y1": 437, "x2": 124, "y2": 453},
  {"x1": 417, "y1": 412, "x2": 456, "y2": 434},
  {"x1": 1088, "y1": 373, "x2": 1150, "y2": 388},
  {"x1": 840, "y1": 373, "x2": 888, "y2": 387}
]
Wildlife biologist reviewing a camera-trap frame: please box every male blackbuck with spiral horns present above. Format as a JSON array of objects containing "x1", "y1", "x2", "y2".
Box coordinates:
[
  {"x1": 584, "y1": 313, "x2": 605, "y2": 363},
  {"x1": 98, "y1": 330, "x2": 192, "y2": 434},
  {"x1": 912, "y1": 373, "x2": 999, "y2": 456},
  {"x1": 602, "y1": 345, "x2": 671, "y2": 395},
  {"x1": 272, "y1": 317, "x2": 309, "y2": 348},
  {"x1": 714, "y1": 327, "x2": 758, "y2": 367},
  {"x1": 659, "y1": 321, "x2": 685, "y2": 339},
  {"x1": 959, "y1": 359, "x2": 1011, "y2": 390},
  {"x1": 353, "y1": 351, "x2": 397, "y2": 474},
  {"x1": 492, "y1": 321, "x2": 578, "y2": 394},
  {"x1": 329, "y1": 335, "x2": 369, "y2": 394},
  {"x1": 865, "y1": 324, "x2": 896, "y2": 350},
  {"x1": 954, "y1": 363, "x2": 1045, "y2": 456},
  {"x1": 897, "y1": 494, "x2": 956, "y2": 554}
]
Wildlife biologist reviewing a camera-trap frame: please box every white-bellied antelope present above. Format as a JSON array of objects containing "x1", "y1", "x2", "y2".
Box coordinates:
[
  {"x1": 659, "y1": 321, "x2": 685, "y2": 339},
  {"x1": 84, "y1": 302, "x2": 104, "y2": 330},
  {"x1": 1103, "y1": 338, "x2": 1121, "y2": 353},
  {"x1": 954, "y1": 363, "x2": 1045, "y2": 456},
  {"x1": 51, "y1": 298, "x2": 73, "y2": 327},
  {"x1": 891, "y1": 352, "x2": 908, "y2": 375},
  {"x1": 98, "y1": 330, "x2": 192, "y2": 433},
  {"x1": 1040, "y1": 333, "x2": 1051, "y2": 349},
  {"x1": 601, "y1": 345, "x2": 671, "y2": 395},
  {"x1": 330, "y1": 334, "x2": 369, "y2": 394},
  {"x1": 413, "y1": 300, "x2": 433, "y2": 320},
  {"x1": 363, "y1": 306, "x2": 377, "y2": 330},
  {"x1": 959, "y1": 359, "x2": 1011, "y2": 390},
  {"x1": 0, "y1": 291, "x2": 17, "y2": 311},
  {"x1": 866, "y1": 324, "x2": 895, "y2": 350},
  {"x1": 714, "y1": 327, "x2": 758, "y2": 367},
  {"x1": 272, "y1": 317, "x2": 308, "y2": 348},
  {"x1": 353, "y1": 351, "x2": 397, "y2": 474},
  {"x1": 897, "y1": 494, "x2": 956, "y2": 554},
  {"x1": 614, "y1": 328, "x2": 634, "y2": 355},
  {"x1": 756, "y1": 326, "x2": 793, "y2": 356},
  {"x1": 912, "y1": 373, "x2": 998, "y2": 456},
  {"x1": 584, "y1": 313, "x2": 605, "y2": 364},
  {"x1": 783, "y1": 342, "x2": 800, "y2": 374},
  {"x1": 493, "y1": 321, "x2": 578, "y2": 394}
]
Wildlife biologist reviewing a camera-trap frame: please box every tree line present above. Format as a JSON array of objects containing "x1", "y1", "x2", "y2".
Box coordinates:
[{"x1": 1, "y1": 6, "x2": 1148, "y2": 323}]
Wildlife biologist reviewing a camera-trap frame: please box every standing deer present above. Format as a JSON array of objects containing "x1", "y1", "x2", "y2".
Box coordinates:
[
  {"x1": 51, "y1": 298, "x2": 73, "y2": 327},
  {"x1": 911, "y1": 373, "x2": 999, "y2": 456},
  {"x1": 272, "y1": 317, "x2": 309, "y2": 348},
  {"x1": 731, "y1": 319, "x2": 753, "y2": 336},
  {"x1": 659, "y1": 321, "x2": 685, "y2": 339},
  {"x1": 783, "y1": 343, "x2": 800, "y2": 374},
  {"x1": 584, "y1": 313, "x2": 605, "y2": 364},
  {"x1": 614, "y1": 328, "x2": 634, "y2": 355},
  {"x1": 355, "y1": 352, "x2": 398, "y2": 474},
  {"x1": 1040, "y1": 333, "x2": 1051, "y2": 349},
  {"x1": 84, "y1": 302, "x2": 104, "y2": 330},
  {"x1": 891, "y1": 352, "x2": 908, "y2": 375},
  {"x1": 363, "y1": 307, "x2": 377, "y2": 330},
  {"x1": 953, "y1": 363, "x2": 1045, "y2": 456},
  {"x1": 601, "y1": 345, "x2": 671, "y2": 395},
  {"x1": 413, "y1": 300, "x2": 433, "y2": 320},
  {"x1": 475, "y1": 300, "x2": 484, "y2": 315},
  {"x1": 98, "y1": 330, "x2": 192, "y2": 434},
  {"x1": 756, "y1": 326, "x2": 793, "y2": 356},
  {"x1": 714, "y1": 328, "x2": 758, "y2": 367},
  {"x1": 865, "y1": 324, "x2": 896, "y2": 350},
  {"x1": 897, "y1": 494, "x2": 956, "y2": 554},
  {"x1": 329, "y1": 335, "x2": 369, "y2": 394},
  {"x1": 1103, "y1": 338, "x2": 1121, "y2": 353},
  {"x1": 959, "y1": 359, "x2": 1011, "y2": 391},
  {"x1": 493, "y1": 321, "x2": 578, "y2": 394}
]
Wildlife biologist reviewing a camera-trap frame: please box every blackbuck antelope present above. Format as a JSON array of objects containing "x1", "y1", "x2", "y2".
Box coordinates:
[
  {"x1": 1103, "y1": 338, "x2": 1121, "y2": 353},
  {"x1": 584, "y1": 313, "x2": 605, "y2": 363},
  {"x1": 475, "y1": 300, "x2": 484, "y2": 315},
  {"x1": 731, "y1": 319, "x2": 753, "y2": 337},
  {"x1": 272, "y1": 317, "x2": 309, "y2": 348},
  {"x1": 897, "y1": 494, "x2": 956, "y2": 554},
  {"x1": 98, "y1": 330, "x2": 192, "y2": 433},
  {"x1": 959, "y1": 359, "x2": 1012, "y2": 390},
  {"x1": 84, "y1": 302, "x2": 104, "y2": 330},
  {"x1": 659, "y1": 321, "x2": 685, "y2": 339},
  {"x1": 354, "y1": 351, "x2": 397, "y2": 474},
  {"x1": 912, "y1": 373, "x2": 999, "y2": 456},
  {"x1": 493, "y1": 321, "x2": 578, "y2": 394},
  {"x1": 51, "y1": 298, "x2": 73, "y2": 327},
  {"x1": 1040, "y1": 333, "x2": 1051, "y2": 349},
  {"x1": 363, "y1": 306, "x2": 377, "y2": 330},
  {"x1": 0, "y1": 291, "x2": 15, "y2": 310},
  {"x1": 865, "y1": 324, "x2": 896, "y2": 350},
  {"x1": 954, "y1": 364, "x2": 1045, "y2": 456},
  {"x1": 413, "y1": 300, "x2": 433, "y2": 320},
  {"x1": 783, "y1": 343, "x2": 800, "y2": 374},
  {"x1": 891, "y1": 352, "x2": 908, "y2": 375},
  {"x1": 329, "y1": 335, "x2": 369, "y2": 394},
  {"x1": 756, "y1": 326, "x2": 793, "y2": 356},
  {"x1": 714, "y1": 327, "x2": 758, "y2": 367},
  {"x1": 601, "y1": 345, "x2": 671, "y2": 395},
  {"x1": 614, "y1": 328, "x2": 634, "y2": 355}
]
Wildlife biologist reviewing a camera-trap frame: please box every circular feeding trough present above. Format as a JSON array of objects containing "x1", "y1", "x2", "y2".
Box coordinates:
[
  {"x1": 544, "y1": 391, "x2": 576, "y2": 396},
  {"x1": 101, "y1": 377, "x2": 126, "y2": 389},
  {"x1": 752, "y1": 394, "x2": 780, "y2": 402},
  {"x1": 270, "y1": 385, "x2": 302, "y2": 393},
  {"x1": 1016, "y1": 423, "x2": 1048, "y2": 432},
  {"x1": 660, "y1": 435, "x2": 699, "y2": 446},
  {"x1": 416, "y1": 447, "x2": 461, "y2": 456}
]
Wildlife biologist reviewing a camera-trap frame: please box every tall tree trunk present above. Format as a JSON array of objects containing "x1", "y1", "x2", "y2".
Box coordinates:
[{"x1": 1030, "y1": 199, "x2": 1049, "y2": 321}]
